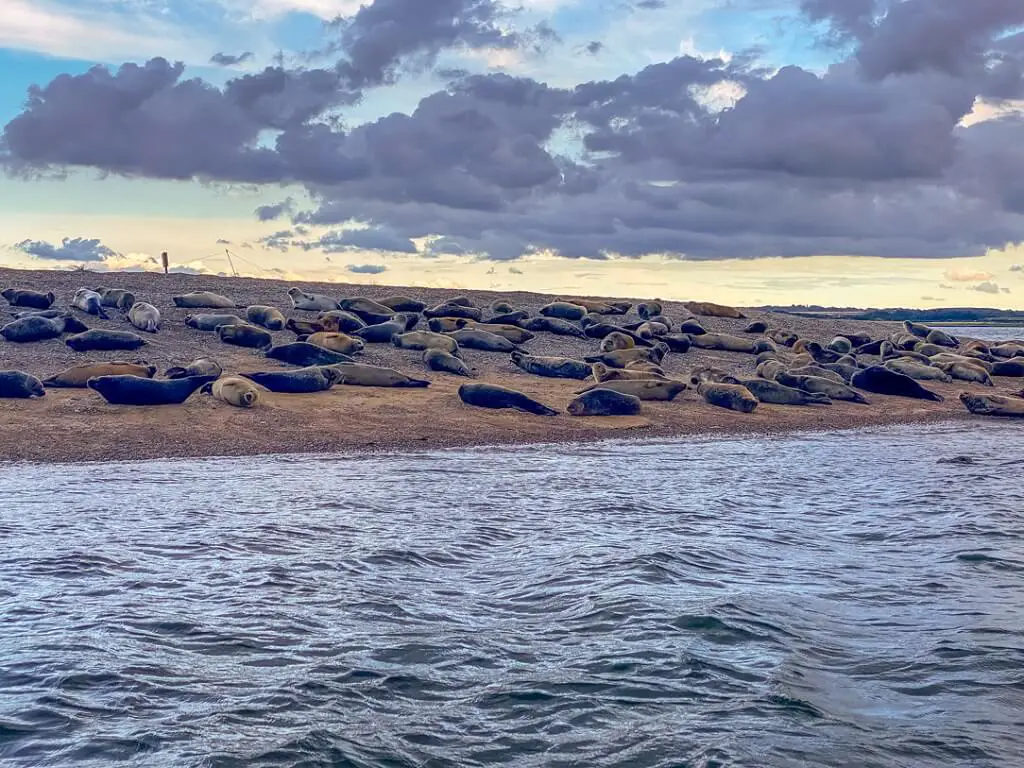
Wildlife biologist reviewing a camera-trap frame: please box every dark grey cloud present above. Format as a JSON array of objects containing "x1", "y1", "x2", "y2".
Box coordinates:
[
  {"x1": 15, "y1": 236, "x2": 116, "y2": 261},
  {"x1": 347, "y1": 263, "x2": 388, "y2": 274},
  {"x1": 210, "y1": 52, "x2": 254, "y2": 66},
  {"x1": 255, "y1": 198, "x2": 295, "y2": 221},
  {"x1": 216, "y1": 238, "x2": 232, "y2": 244},
  {"x1": 972, "y1": 281, "x2": 1002, "y2": 294},
  {"x1": 296, "y1": 227, "x2": 417, "y2": 253}
]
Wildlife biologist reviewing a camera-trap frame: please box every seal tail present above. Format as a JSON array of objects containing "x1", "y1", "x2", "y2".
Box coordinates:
[
  {"x1": 403, "y1": 378, "x2": 431, "y2": 388},
  {"x1": 41, "y1": 376, "x2": 68, "y2": 388}
]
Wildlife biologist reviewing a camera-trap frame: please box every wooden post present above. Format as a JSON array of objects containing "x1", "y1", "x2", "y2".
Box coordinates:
[{"x1": 161, "y1": 251, "x2": 169, "y2": 275}]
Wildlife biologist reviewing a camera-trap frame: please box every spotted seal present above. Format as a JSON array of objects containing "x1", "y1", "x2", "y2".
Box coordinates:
[
  {"x1": 393, "y1": 331, "x2": 461, "y2": 355},
  {"x1": 468, "y1": 323, "x2": 534, "y2": 343},
  {"x1": 128, "y1": 302, "x2": 160, "y2": 333},
  {"x1": 487, "y1": 311, "x2": 530, "y2": 326},
  {"x1": 684, "y1": 301, "x2": 745, "y2": 319},
  {"x1": 883, "y1": 358, "x2": 952, "y2": 383},
  {"x1": 424, "y1": 303, "x2": 483, "y2": 322},
  {"x1": 446, "y1": 328, "x2": 520, "y2": 353},
  {"x1": 599, "y1": 331, "x2": 635, "y2": 353},
  {"x1": 585, "y1": 344, "x2": 666, "y2": 369},
  {"x1": 318, "y1": 310, "x2": 367, "y2": 333},
  {"x1": 338, "y1": 297, "x2": 395, "y2": 325},
  {"x1": 202, "y1": 376, "x2": 260, "y2": 408},
  {"x1": 521, "y1": 317, "x2": 587, "y2": 339},
  {"x1": 591, "y1": 362, "x2": 666, "y2": 382},
  {"x1": 87, "y1": 374, "x2": 217, "y2": 405},
  {"x1": 428, "y1": 317, "x2": 470, "y2": 333},
  {"x1": 561, "y1": 298, "x2": 622, "y2": 314},
  {"x1": 935, "y1": 360, "x2": 993, "y2": 386},
  {"x1": 379, "y1": 296, "x2": 426, "y2": 313},
  {"x1": 584, "y1": 323, "x2": 652, "y2": 346},
  {"x1": 185, "y1": 313, "x2": 245, "y2": 331},
  {"x1": 287, "y1": 288, "x2": 338, "y2": 312},
  {"x1": 329, "y1": 362, "x2": 430, "y2": 388},
  {"x1": 165, "y1": 358, "x2": 223, "y2": 380},
  {"x1": 828, "y1": 336, "x2": 853, "y2": 355},
  {"x1": 44, "y1": 362, "x2": 157, "y2": 388},
  {"x1": 568, "y1": 389, "x2": 642, "y2": 416},
  {"x1": 356, "y1": 316, "x2": 417, "y2": 343},
  {"x1": 574, "y1": 378, "x2": 686, "y2": 401},
  {"x1": 959, "y1": 392, "x2": 1024, "y2": 418},
  {"x1": 66, "y1": 329, "x2": 146, "y2": 352},
  {"x1": 1, "y1": 314, "x2": 82, "y2": 343},
  {"x1": 695, "y1": 381, "x2": 758, "y2": 413},
  {"x1": 490, "y1": 301, "x2": 515, "y2": 315},
  {"x1": 2, "y1": 288, "x2": 55, "y2": 309},
  {"x1": 286, "y1": 319, "x2": 324, "y2": 336},
  {"x1": 0, "y1": 371, "x2": 46, "y2": 398},
  {"x1": 540, "y1": 301, "x2": 587, "y2": 321},
  {"x1": 636, "y1": 301, "x2": 663, "y2": 320},
  {"x1": 423, "y1": 348, "x2": 474, "y2": 377},
  {"x1": 738, "y1": 378, "x2": 831, "y2": 406},
  {"x1": 775, "y1": 371, "x2": 869, "y2": 403},
  {"x1": 458, "y1": 383, "x2": 558, "y2": 415},
  {"x1": 96, "y1": 287, "x2": 136, "y2": 310},
  {"x1": 510, "y1": 351, "x2": 591, "y2": 380},
  {"x1": 304, "y1": 332, "x2": 364, "y2": 355},
  {"x1": 743, "y1": 320, "x2": 768, "y2": 334},
  {"x1": 241, "y1": 366, "x2": 340, "y2": 394},
  {"x1": 245, "y1": 305, "x2": 287, "y2": 330},
  {"x1": 266, "y1": 341, "x2": 352, "y2": 366},
  {"x1": 173, "y1": 291, "x2": 237, "y2": 309},
  {"x1": 687, "y1": 333, "x2": 757, "y2": 354},
  {"x1": 72, "y1": 288, "x2": 109, "y2": 319},
  {"x1": 218, "y1": 324, "x2": 273, "y2": 349}
]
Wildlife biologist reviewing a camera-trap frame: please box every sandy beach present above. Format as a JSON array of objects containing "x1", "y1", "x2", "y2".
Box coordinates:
[{"x1": 1, "y1": 266, "x2": 1016, "y2": 463}]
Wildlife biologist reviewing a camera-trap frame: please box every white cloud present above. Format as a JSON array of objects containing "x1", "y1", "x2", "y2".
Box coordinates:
[
  {"x1": 0, "y1": 0, "x2": 214, "y2": 63},
  {"x1": 241, "y1": 0, "x2": 362, "y2": 21}
]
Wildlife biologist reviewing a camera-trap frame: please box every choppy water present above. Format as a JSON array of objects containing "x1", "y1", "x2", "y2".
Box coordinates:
[
  {"x1": 937, "y1": 325, "x2": 1024, "y2": 342},
  {"x1": 1, "y1": 424, "x2": 1023, "y2": 768}
]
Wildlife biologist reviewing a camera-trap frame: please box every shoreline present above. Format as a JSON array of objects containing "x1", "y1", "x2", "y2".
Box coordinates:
[{"x1": 0, "y1": 266, "x2": 1017, "y2": 464}]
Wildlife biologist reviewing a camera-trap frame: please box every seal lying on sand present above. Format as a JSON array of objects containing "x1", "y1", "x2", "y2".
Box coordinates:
[
  {"x1": 185, "y1": 313, "x2": 245, "y2": 331},
  {"x1": 959, "y1": 392, "x2": 1024, "y2": 418},
  {"x1": 128, "y1": 302, "x2": 160, "y2": 333},
  {"x1": 738, "y1": 378, "x2": 831, "y2": 406},
  {"x1": 510, "y1": 351, "x2": 591, "y2": 380},
  {"x1": 743, "y1": 320, "x2": 768, "y2": 334},
  {"x1": 423, "y1": 348, "x2": 474, "y2": 377},
  {"x1": 684, "y1": 301, "x2": 745, "y2": 319},
  {"x1": 318, "y1": 310, "x2": 366, "y2": 333},
  {"x1": 330, "y1": 363, "x2": 429, "y2": 388},
  {"x1": 468, "y1": 323, "x2": 534, "y2": 343},
  {"x1": 266, "y1": 342, "x2": 352, "y2": 367},
  {"x1": 241, "y1": 366, "x2": 340, "y2": 393},
  {"x1": 695, "y1": 381, "x2": 759, "y2": 413},
  {"x1": 0, "y1": 371, "x2": 45, "y2": 398},
  {"x1": 428, "y1": 317, "x2": 469, "y2": 333},
  {"x1": 1, "y1": 314, "x2": 84, "y2": 342},
  {"x1": 72, "y1": 289, "x2": 109, "y2": 319},
  {"x1": 96, "y1": 287, "x2": 135, "y2": 310},
  {"x1": 458, "y1": 383, "x2": 558, "y2": 415},
  {"x1": 540, "y1": 302, "x2": 587, "y2": 321},
  {"x1": 379, "y1": 296, "x2": 426, "y2": 313},
  {"x1": 173, "y1": 291, "x2": 237, "y2": 309},
  {"x1": 591, "y1": 362, "x2": 666, "y2": 382},
  {"x1": 447, "y1": 328, "x2": 520, "y2": 353},
  {"x1": 992, "y1": 359, "x2": 1024, "y2": 377},
  {"x1": 488, "y1": 311, "x2": 530, "y2": 326},
  {"x1": 575, "y1": 378, "x2": 686, "y2": 401},
  {"x1": 393, "y1": 331, "x2": 460, "y2": 355},
  {"x1": 568, "y1": 389, "x2": 642, "y2": 416},
  {"x1": 88, "y1": 374, "x2": 217, "y2": 405},
  {"x1": 1, "y1": 288, "x2": 55, "y2": 309},
  {"x1": 44, "y1": 362, "x2": 157, "y2": 388},
  {"x1": 287, "y1": 319, "x2": 324, "y2": 336},
  {"x1": 522, "y1": 317, "x2": 587, "y2": 338},
  {"x1": 586, "y1": 345, "x2": 666, "y2": 368},
  {"x1": 202, "y1": 376, "x2": 260, "y2": 408},
  {"x1": 424, "y1": 303, "x2": 483, "y2": 322},
  {"x1": 304, "y1": 332, "x2": 364, "y2": 355},
  {"x1": 286, "y1": 288, "x2": 337, "y2": 312},
  {"x1": 935, "y1": 360, "x2": 993, "y2": 386},
  {"x1": 165, "y1": 358, "x2": 223, "y2": 380},
  {"x1": 851, "y1": 366, "x2": 943, "y2": 402},
  {"x1": 563, "y1": 298, "x2": 624, "y2": 314},
  {"x1": 339, "y1": 297, "x2": 394, "y2": 325},
  {"x1": 883, "y1": 358, "x2": 951, "y2": 383},
  {"x1": 246, "y1": 305, "x2": 286, "y2": 330},
  {"x1": 356, "y1": 317, "x2": 415, "y2": 343},
  {"x1": 688, "y1": 333, "x2": 756, "y2": 354},
  {"x1": 600, "y1": 332, "x2": 635, "y2": 352},
  {"x1": 585, "y1": 324, "x2": 652, "y2": 346},
  {"x1": 66, "y1": 329, "x2": 146, "y2": 352},
  {"x1": 218, "y1": 324, "x2": 273, "y2": 349},
  {"x1": 775, "y1": 372, "x2": 869, "y2": 404}
]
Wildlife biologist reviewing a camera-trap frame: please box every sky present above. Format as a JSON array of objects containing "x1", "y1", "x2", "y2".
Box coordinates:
[{"x1": 2, "y1": 0, "x2": 1024, "y2": 309}]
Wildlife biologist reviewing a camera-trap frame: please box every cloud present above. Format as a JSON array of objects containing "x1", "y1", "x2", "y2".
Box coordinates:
[
  {"x1": 211, "y1": 52, "x2": 254, "y2": 67},
  {"x1": 972, "y1": 280, "x2": 1002, "y2": 294},
  {"x1": 944, "y1": 268, "x2": 995, "y2": 282},
  {"x1": 346, "y1": 263, "x2": 388, "y2": 274},
  {"x1": 216, "y1": 238, "x2": 232, "y2": 244},
  {"x1": 1011, "y1": 264, "x2": 1023, "y2": 271},
  {"x1": 256, "y1": 199, "x2": 295, "y2": 221},
  {"x1": 295, "y1": 227, "x2": 418, "y2": 253},
  {"x1": 14, "y1": 236, "x2": 116, "y2": 262}
]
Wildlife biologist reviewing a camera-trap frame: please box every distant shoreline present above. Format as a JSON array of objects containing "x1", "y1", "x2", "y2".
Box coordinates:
[{"x1": 0, "y1": 266, "x2": 1014, "y2": 464}]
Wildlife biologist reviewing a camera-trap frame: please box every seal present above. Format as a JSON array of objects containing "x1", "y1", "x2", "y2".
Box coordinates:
[
  {"x1": 338, "y1": 297, "x2": 395, "y2": 325},
  {"x1": 756, "y1": 359, "x2": 786, "y2": 380},
  {"x1": 805, "y1": 342, "x2": 845, "y2": 364},
  {"x1": 591, "y1": 362, "x2": 666, "y2": 382},
  {"x1": 770, "y1": 329, "x2": 799, "y2": 347},
  {"x1": 11, "y1": 309, "x2": 65, "y2": 320},
  {"x1": 684, "y1": 301, "x2": 745, "y2": 319},
  {"x1": 287, "y1": 288, "x2": 338, "y2": 312},
  {"x1": 1, "y1": 314, "x2": 78, "y2": 343},
  {"x1": 266, "y1": 341, "x2": 352, "y2": 366},
  {"x1": 775, "y1": 372, "x2": 869, "y2": 403},
  {"x1": 448, "y1": 296, "x2": 476, "y2": 308},
  {"x1": 903, "y1": 320, "x2": 932, "y2": 339},
  {"x1": 305, "y1": 332, "x2": 364, "y2": 355},
  {"x1": 688, "y1": 333, "x2": 757, "y2": 354},
  {"x1": 202, "y1": 375, "x2": 260, "y2": 408},
  {"x1": 2, "y1": 288, "x2": 55, "y2": 309},
  {"x1": 510, "y1": 351, "x2": 591, "y2": 380},
  {"x1": 624, "y1": 360, "x2": 667, "y2": 373},
  {"x1": 87, "y1": 374, "x2": 218, "y2": 405},
  {"x1": 659, "y1": 334, "x2": 692, "y2": 353},
  {"x1": 753, "y1": 338, "x2": 777, "y2": 355},
  {"x1": 446, "y1": 328, "x2": 520, "y2": 353},
  {"x1": 423, "y1": 348, "x2": 474, "y2": 377},
  {"x1": 636, "y1": 321, "x2": 669, "y2": 339},
  {"x1": 851, "y1": 366, "x2": 943, "y2": 401},
  {"x1": 738, "y1": 378, "x2": 831, "y2": 406},
  {"x1": 521, "y1": 317, "x2": 587, "y2": 338},
  {"x1": 245, "y1": 305, "x2": 287, "y2": 330},
  {"x1": 575, "y1": 378, "x2": 686, "y2": 401},
  {"x1": 487, "y1": 310, "x2": 530, "y2": 326},
  {"x1": 458, "y1": 383, "x2": 558, "y2": 415},
  {"x1": 839, "y1": 331, "x2": 873, "y2": 348},
  {"x1": 600, "y1": 331, "x2": 635, "y2": 352},
  {"x1": 43, "y1": 361, "x2": 156, "y2": 388},
  {"x1": 787, "y1": 365, "x2": 847, "y2": 385},
  {"x1": 935, "y1": 360, "x2": 993, "y2": 386},
  {"x1": 66, "y1": 329, "x2": 147, "y2": 352},
  {"x1": 379, "y1": 296, "x2": 426, "y2": 313},
  {"x1": 490, "y1": 301, "x2": 515, "y2": 314},
  {"x1": 688, "y1": 366, "x2": 738, "y2": 385},
  {"x1": 286, "y1": 318, "x2": 324, "y2": 336},
  {"x1": 185, "y1": 313, "x2": 246, "y2": 331},
  {"x1": 930, "y1": 353, "x2": 993, "y2": 372},
  {"x1": 992, "y1": 359, "x2": 1024, "y2": 377},
  {"x1": 647, "y1": 315, "x2": 674, "y2": 332},
  {"x1": 991, "y1": 342, "x2": 1024, "y2": 358},
  {"x1": 72, "y1": 288, "x2": 109, "y2": 319},
  {"x1": 585, "y1": 345, "x2": 666, "y2": 369},
  {"x1": 393, "y1": 331, "x2": 461, "y2": 355},
  {"x1": 96, "y1": 287, "x2": 136, "y2": 310},
  {"x1": 743, "y1": 320, "x2": 768, "y2": 334},
  {"x1": 241, "y1": 366, "x2": 340, "y2": 394},
  {"x1": 329, "y1": 362, "x2": 430, "y2": 388},
  {"x1": 128, "y1": 302, "x2": 160, "y2": 333},
  {"x1": 218, "y1": 323, "x2": 273, "y2": 349},
  {"x1": 356, "y1": 317, "x2": 414, "y2": 343},
  {"x1": 959, "y1": 392, "x2": 1024, "y2": 418},
  {"x1": 568, "y1": 389, "x2": 642, "y2": 416},
  {"x1": 926, "y1": 329, "x2": 958, "y2": 348},
  {"x1": 695, "y1": 381, "x2": 759, "y2": 413},
  {"x1": 561, "y1": 298, "x2": 621, "y2": 314},
  {"x1": 913, "y1": 342, "x2": 946, "y2": 358},
  {"x1": 428, "y1": 317, "x2": 470, "y2": 333},
  {"x1": 165, "y1": 358, "x2": 223, "y2": 380},
  {"x1": 828, "y1": 336, "x2": 853, "y2": 355},
  {"x1": 540, "y1": 301, "x2": 587, "y2": 321},
  {"x1": 468, "y1": 323, "x2": 534, "y2": 343},
  {"x1": 584, "y1": 323, "x2": 652, "y2": 346},
  {"x1": 883, "y1": 358, "x2": 951, "y2": 382},
  {"x1": 636, "y1": 301, "x2": 663, "y2": 320},
  {"x1": 424, "y1": 303, "x2": 483, "y2": 322},
  {"x1": 173, "y1": 291, "x2": 237, "y2": 309},
  {"x1": 0, "y1": 371, "x2": 46, "y2": 398},
  {"x1": 317, "y1": 310, "x2": 366, "y2": 333}
]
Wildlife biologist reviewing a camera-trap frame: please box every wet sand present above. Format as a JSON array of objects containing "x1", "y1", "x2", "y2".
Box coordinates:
[{"x1": 0, "y1": 267, "x2": 1013, "y2": 463}]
